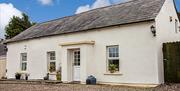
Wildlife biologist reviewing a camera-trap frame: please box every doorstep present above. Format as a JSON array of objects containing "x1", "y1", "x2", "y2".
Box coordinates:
[{"x1": 67, "y1": 81, "x2": 81, "y2": 84}]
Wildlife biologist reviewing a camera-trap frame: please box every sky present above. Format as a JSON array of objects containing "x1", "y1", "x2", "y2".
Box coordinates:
[{"x1": 0, "y1": 0, "x2": 180, "y2": 38}]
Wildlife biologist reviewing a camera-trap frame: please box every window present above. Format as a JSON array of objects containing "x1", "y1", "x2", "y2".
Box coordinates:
[
  {"x1": 175, "y1": 19, "x2": 178, "y2": 33},
  {"x1": 107, "y1": 46, "x2": 119, "y2": 72},
  {"x1": 50, "y1": 52, "x2": 56, "y2": 60},
  {"x1": 74, "y1": 50, "x2": 80, "y2": 66},
  {"x1": 47, "y1": 51, "x2": 56, "y2": 72},
  {"x1": 21, "y1": 53, "x2": 27, "y2": 71}
]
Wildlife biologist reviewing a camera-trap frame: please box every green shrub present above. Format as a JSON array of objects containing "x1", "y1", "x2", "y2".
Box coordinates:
[
  {"x1": 56, "y1": 72, "x2": 61, "y2": 80},
  {"x1": 109, "y1": 64, "x2": 117, "y2": 73}
]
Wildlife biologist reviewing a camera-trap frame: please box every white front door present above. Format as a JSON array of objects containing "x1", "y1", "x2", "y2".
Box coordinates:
[{"x1": 73, "y1": 50, "x2": 80, "y2": 81}]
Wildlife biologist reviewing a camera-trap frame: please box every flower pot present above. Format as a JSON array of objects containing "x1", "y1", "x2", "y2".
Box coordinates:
[
  {"x1": 15, "y1": 75, "x2": 21, "y2": 80},
  {"x1": 56, "y1": 73, "x2": 61, "y2": 80},
  {"x1": 25, "y1": 76, "x2": 28, "y2": 80},
  {"x1": 49, "y1": 73, "x2": 56, "y2": 80},
  {"x1": 110, "y1": 70, "x2": 115, "y2": 73}
]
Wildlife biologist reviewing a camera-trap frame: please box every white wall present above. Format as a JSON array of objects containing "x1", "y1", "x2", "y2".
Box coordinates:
[
  {"x1": 155, "y1": 0, "x2": 180, "y2": 83},
  {"x1": 7, "y1": 21, "x2": 161, "y2": 84}
]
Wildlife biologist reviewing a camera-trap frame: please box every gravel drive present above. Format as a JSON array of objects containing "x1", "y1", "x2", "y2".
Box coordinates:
[{"x1": 0, "y1": 83, "x2": 180, "y2": 91}]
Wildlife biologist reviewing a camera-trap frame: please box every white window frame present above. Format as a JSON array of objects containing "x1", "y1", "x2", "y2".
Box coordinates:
[
  {"x1": 106, "y1": 45, "x2": 120, "y2": 72},
  {"x1": 20, "y1": 53, "x2": 27, "y2": 71},
  {"x1": 47, "y1": 51, "x2": 56, "y2": 73}
]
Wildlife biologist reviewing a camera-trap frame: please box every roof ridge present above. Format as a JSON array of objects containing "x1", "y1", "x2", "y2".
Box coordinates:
[{"x1": 74, "y1": 0, "x2": 135, "y2": 15}]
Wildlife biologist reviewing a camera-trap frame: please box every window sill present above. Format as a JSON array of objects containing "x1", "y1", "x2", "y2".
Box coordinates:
[
  {"x1": 19, "y1": 71, "x2": 28, "y2": 73},
  {"x1": 104, "y1": 72, "x2": 123, "y2": 76}
]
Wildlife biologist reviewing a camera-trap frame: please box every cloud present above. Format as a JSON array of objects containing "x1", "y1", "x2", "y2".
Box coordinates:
[
  {"x1": 75, "y1": 5, "x2": 91, "y2": 14},
  {"x1": 0, "y1": 3, "x2": 22, "y2": 38},
  {"x1": 91, "y1": 0, "x2": 110, "y2": 9},
  {"x1": 75, "y1": 0, "x2": 129, "y2": 14},
  {"x1": 38, "y1": 0, "x2": 53, "y2": 5},
  {"x1": 76, "y1": 0, "x2": 110, "y2": 14}
]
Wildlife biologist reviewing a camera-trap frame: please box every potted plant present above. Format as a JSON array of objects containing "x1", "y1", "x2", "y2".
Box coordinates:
[
  {"x1": 109, "y1": 64, "x2": 117, "y2": 73},
  {"x1": 25, "y1": 73, "x2": 30, "y2": 80},
  {"x1": 56, "y1": 71, "x2": 61, "y2": 80},
  {"x1": 48, "y1": 64, "x2": 56, "y2": 80},
  {"x1": 56, "y1": 67, "x2": 61, "y2": 80},
  {"x1": 44, "y1": 73, "x2": 49, "y2": 80},
  {"x1": 15, "y1": 72, "x2": 21, "y2": 80},
  {"x1": 1, "y1": 76, "x2": 7, "y2": 79},
  {"x1": 49, "y1": 64, "x2": 56, "y2": 73}
]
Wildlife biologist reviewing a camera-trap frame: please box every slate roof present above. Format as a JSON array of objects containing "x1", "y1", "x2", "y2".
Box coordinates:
[{"x1": 7, "y1": 0, "x2": 165, "y2": 43}]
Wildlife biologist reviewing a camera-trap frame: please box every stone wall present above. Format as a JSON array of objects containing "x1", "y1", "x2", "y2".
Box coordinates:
[{"x1": 0, "y1": 57, "x2": 6, "y2": 79}]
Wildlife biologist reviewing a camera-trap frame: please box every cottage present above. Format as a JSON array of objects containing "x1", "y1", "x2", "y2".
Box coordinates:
[{"x1": 6, "y1": 0, "x2": 180, "y2": 84}]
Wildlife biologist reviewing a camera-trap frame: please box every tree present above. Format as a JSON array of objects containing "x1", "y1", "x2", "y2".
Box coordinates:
[
  {"x1": 178, "y1": 12, "x2": 180, "y2": 19},
  {"x1": 5, "y1": 13, "x2": 36, "y2": 39}
]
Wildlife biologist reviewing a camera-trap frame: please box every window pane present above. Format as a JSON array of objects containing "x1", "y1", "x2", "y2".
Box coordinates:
[
  {"x1": 49, "y1": 62, "x2": 56, "y2": 72},
  {"x1": 109, "y1": 47, "x2": 114, "y2": 53},
  {"x1": 109, "y1": 59, "x2": 119, "y2": 71},
  {"x1": 115, "y1": 53, "x2": 119, "y2": 57},
  {"x1": 109, "y1": 53, "x2": 113, "y2": 57},
  {"x1": 49, "y1": 52, "x2": 56, "y2": 60},
  {"x1": 112, "y1": 52, "x2": 116, "y2": 57},
  {"x1": 115, "y1": 47, "x2": 118, "y2": 53},
  {"x1": 50, "y1": 56, "x2": 55, "y2": 60},
  {"x1": 21, "y1": 63, "x2": 27, "y2": 71},
  {"x1": 74, "y1": 58, "x2": 80, "y2": 66},
  {"x1": 112, "y1": 47, "x2": 115, "y2": 53},
  {"x1": 78, "y1": 53, "x2": 80, "y2": 58},
  {"x1": 50, "y1": 52, "x2": 55, "y2": 56},
  {"x1": 108, "y1": 46, "x2": 119, "y2": 57},
  {"x1": 21, "y1": 53, "x2": 27, "y2": 61}
]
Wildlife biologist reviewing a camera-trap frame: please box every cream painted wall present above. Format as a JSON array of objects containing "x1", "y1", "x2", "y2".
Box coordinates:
[
  {"x1": 7, "y1": 21, "x2": 161, "y2": 84},
  {"x1": 155, "y1": 0, "x2": 180, "y2": 83}
]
